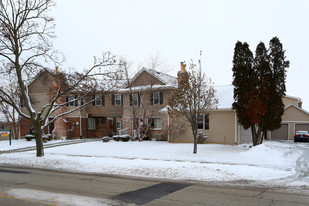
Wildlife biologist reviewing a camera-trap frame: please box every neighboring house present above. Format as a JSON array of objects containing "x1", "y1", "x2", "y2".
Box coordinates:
[
  {"x1": 19, "y1": 66, "x2": 308, "y2": 144},
  {"x1": 173, "y1": 84, "x2": 309, "y2": 144}
]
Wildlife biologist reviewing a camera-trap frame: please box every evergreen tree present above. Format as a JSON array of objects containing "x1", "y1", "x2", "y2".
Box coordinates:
[
  {"x1": 263, "y1": 37, "x2": 290, "y2": 131},
  {"x1": 232, "y1": 38, "x2": 289, "y2": 146},
  {"x1": 232, "y1": 41, "x2": 254, "y2": 130},
  {"x1": 251, "y1": 42, "x2": 272, "y2": 145}
]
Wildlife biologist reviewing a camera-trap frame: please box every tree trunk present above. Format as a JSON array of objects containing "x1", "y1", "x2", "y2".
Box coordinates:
[
  {"x1": 251, "y1": 125, "x2": 257, "y2": 146},
  {"x1": 192, "y1": 125, "x2": 198, "y2": 154},
  {"x1": 34, "y1": 121, "x2": 44, "y2": 157},
  {"x1": 251, "y1": 124, "x2": 263, "y2": 146},
  {"x1": 193, "y1": 137, "x2": 198, "y2": 154}
]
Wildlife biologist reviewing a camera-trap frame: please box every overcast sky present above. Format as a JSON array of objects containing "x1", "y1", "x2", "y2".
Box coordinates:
[{"x1": 52, "y1": 0, "x2": 309, "y2": 110}]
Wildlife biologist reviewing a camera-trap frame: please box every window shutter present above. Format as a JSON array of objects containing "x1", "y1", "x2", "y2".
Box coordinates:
[
  {"x1": 66, "y1": 96, "x2": 69, "y2": 106},
  {"x1": 150, "y1": 92, "x2": 153, "y2": 105},
  {"x1": 112, "y1": 94, "x2": 115, "y2": 105},
  {"x1": 138, "y1": 93, "x2": 141, "y2": 106},
  {"x1": 160, "y1": 91, "x2": 163, "y2": 104},
  {"x1": 121, "y1": 95, "x2": 123, "y2": 105},
  {"x1": 92, "y1": 95, "x2": 95, "y2": 106},
  {"x1": 75, "y1": 95, "x2": 78, "y2": 106},
  {"x1": 102, "y1": 94, "x2": 105, "y2": 106},
  {"x1": 130, "y1": 94, "x2": 132, "y2": 106}
]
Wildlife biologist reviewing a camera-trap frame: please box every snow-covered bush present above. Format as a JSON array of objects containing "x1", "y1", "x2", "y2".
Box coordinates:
[
  {"x1": 102, "y1": 136, "x2": 110, "y2": 142},
  {"x1": 25, "y1": 134, "x2": 35, "y2": 141}
]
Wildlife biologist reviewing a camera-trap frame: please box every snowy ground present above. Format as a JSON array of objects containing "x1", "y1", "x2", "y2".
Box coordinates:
[{"x1": 0, "y1": 139, "x2": 308, "y2": 191}]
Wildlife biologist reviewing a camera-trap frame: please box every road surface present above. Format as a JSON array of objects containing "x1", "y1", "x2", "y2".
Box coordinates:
[{"x1": 0, "y1": 166, "x2": 308, "y2": 205}]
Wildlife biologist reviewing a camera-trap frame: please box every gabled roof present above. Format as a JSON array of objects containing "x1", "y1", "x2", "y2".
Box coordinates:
[
  {"x1": 285, "y1": 104, "x2": 309, "y2": 115},
  {"x1": 127, "y1": 68, "x2": 178, "y2": 88},
  {"x1": 214, "y1": 85, "x2": 305, "y2": 111}
]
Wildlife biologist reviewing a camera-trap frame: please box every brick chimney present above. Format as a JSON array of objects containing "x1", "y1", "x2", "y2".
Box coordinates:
[
  {"x1": 55, "y1": 66, "x2": 59, "y2": 74},
  {"x1": 178, "y1": 62, "x2": 187, "y2": 87}
]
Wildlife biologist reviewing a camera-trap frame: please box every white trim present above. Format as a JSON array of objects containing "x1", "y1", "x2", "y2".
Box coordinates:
[
  {"x1": 148, "y1": 117, "x2": 162, "y2": 130},
  {"x1": 285, "y1": 104, "x2": 309, "y2": 115},
  {"x1": 281, "y1": 121, "x2": 309, "y2": 123},
  {"x1": 120, "y1": 85, "x2": 176, "y2": 93},
  {"x1": 115, "y1": 94, "x2": 122, "y2": 106},
  {"x1": 286, "y1": 122, "x2": 288, "y2": 140},
  {"x1": 116, "y1": 121, "x2": 122, "y2": 129},
  {"x1": 87, "y1": 118, "x2": 96, "y2": 130},
  {"x1": 234, "y1": 112, "x2": 237, "y2": 144}
]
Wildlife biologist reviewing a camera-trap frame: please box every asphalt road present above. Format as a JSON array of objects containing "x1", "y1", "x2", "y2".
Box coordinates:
[{"x1": 0, "y1": 166, "x2": 308, "y2": 206}]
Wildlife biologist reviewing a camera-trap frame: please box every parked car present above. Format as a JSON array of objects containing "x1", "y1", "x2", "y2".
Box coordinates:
[{"x1": 294, "y1": 131, "x2": 309, "y2": 142}]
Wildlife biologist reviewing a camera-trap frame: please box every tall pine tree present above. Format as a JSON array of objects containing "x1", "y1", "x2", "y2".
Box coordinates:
[
  {"x1": 263, "y1": 37, "x2": 290, "y2": 131},
  {"x1": 232, "y1": 41, "x2": 254, "y2": 130},
  {"x1": 232, "y1": 38, "x2": 289, "y2": 146},
  {"x1": 251, "y1": 42, "x2": 272, "y2": 145}
]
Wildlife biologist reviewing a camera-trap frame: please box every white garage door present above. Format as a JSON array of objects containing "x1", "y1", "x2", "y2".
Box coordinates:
[
  {"x1": 271, "y1": 124, "x2": 288, "y2": 140},
  {"x1": 241, "y1": 126, "x2": 252, "y2": 144},
  {"x1": 295, "y1": 124, "x2": 309, "y2": 132}
]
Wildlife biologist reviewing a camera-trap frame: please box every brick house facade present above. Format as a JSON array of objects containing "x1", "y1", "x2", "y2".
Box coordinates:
[{"x1": 20, "y1": 67, "x2": 178, "y2": 140}]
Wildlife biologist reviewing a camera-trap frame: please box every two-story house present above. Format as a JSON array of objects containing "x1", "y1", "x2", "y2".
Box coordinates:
[
  {"x1": 19, "y1": 67, "x2": 177, "y2": 141},
  {"x1": 20, "y1": 64, "x2": 309, "y2": 144}
]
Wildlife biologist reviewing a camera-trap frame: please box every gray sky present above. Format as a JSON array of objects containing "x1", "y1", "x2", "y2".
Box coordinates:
[{"x1": 52, "y1": 0, "x2": 309, "y2": 110}]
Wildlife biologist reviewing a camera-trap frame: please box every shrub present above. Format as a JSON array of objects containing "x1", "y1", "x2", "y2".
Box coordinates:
[
  {"x1": 25, "y1": 134, "x2": 35, "y2": 141},
  {"x1": 113, "y1": 136, "x2": 121, "y2": 141},
  {"x1": 102, "y1": 136, "x2": 110, "y2": 142},
  {"x1": 47, "y1": 134, "x2": 53, "y2": 141},
  {"x1": 121, "y1": 135, "x2": 130, "y2": 142}
]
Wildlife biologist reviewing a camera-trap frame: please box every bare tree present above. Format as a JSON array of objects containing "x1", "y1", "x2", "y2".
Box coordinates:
[
  {"x1": 0, "y1": 0, "x2": 122, "y2": 156},
  {"x1": 169, "y1": 59, "x2": 218, "y2": 154},
  {"x1": 123, "y1": 59, "x2": 166, "y2": 141},
  {"x1": 0, "y1": 71, "x2": 20, "y2": 139}
]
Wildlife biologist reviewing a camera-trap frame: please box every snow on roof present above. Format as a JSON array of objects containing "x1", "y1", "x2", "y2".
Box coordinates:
[
  {"x1": 146, "y1": 69, "x2": 178, "y2": 87},
  {"x1": 215, "y1": 85, "x2": 234, "y2": 109},
  {"x1": 128, "y1": 68, "x2": 178, "y2": 88}
]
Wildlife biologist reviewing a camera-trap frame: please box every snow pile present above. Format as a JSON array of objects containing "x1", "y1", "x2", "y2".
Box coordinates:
[{"x1": 0, "y1": 140, "x2": 307, "y2": 189}]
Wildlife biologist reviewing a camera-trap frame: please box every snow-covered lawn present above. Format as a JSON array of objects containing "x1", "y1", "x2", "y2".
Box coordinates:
[
  {"x1": 0, "y1": 139, "x2": 66, "y2": 151},
  {"x1": 0, "y1": 139, "x2": 308, "y2": 190}
]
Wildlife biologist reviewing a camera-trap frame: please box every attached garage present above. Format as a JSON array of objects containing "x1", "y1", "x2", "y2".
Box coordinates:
[
  {"x1": 295, "y1": 123, "x2": 309, "y2": 132},
  {"x1": 271, "y1": 124, "x2": 288, "y2": 140}
]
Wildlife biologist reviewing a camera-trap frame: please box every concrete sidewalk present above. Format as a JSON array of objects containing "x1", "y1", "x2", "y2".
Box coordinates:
[{"x1": 0, "y1": 138, "x2": 101, "y2": 154}]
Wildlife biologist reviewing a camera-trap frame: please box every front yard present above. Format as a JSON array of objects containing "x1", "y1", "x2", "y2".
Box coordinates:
[{"x1": 0, "y1": 139, "x2": 308, "y2": 191}]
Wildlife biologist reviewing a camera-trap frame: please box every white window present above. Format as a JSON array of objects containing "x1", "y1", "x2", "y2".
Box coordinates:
[
  {"x1": 153, "y1": 92, "x2": 160, "y2": 104},
  {"x1": 198, "y1": 114, "x2": 209, "y2": 130},
  {"x1": 148, "y1": 118, "x2": 162, "y2": 130},
  {"x1": 115, "y1": 94, "x2": 122, "y2": 105},
  {"x1": 116, "y1": 121, "x2": 121, "y2": 129},
  {"x1": 95, "y1": 94, "x2": 102, "y2": 106},
  {"x1": 67, "y1": 95, "x2": 76, "y2": 106},
  {"x1": 88, "y1": 118, "x2": 96, "y2": 130},
  {"x1": 133, "y1": 93, "x2": 139, "y2": 105}
]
